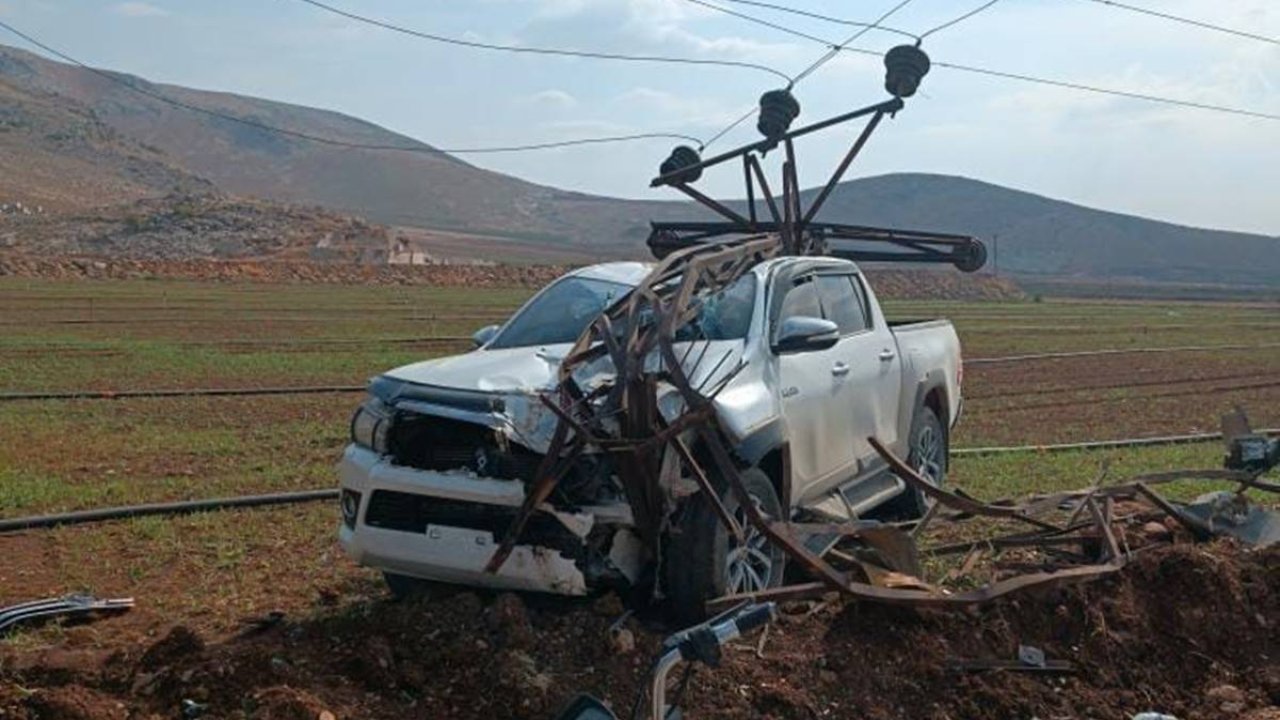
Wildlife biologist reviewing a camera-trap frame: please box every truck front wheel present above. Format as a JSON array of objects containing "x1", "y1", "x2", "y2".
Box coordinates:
[
  {"x1": 664, "y1": 467, "x2": 786, "y2": 623},
  {"x1": 882, "y1": 406, "x2": 947, "y2": 519}
]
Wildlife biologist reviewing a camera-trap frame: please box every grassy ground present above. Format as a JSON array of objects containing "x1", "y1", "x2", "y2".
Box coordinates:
[{"x1": 0, "y1": 277, "x2": 1277, "y2": 645}]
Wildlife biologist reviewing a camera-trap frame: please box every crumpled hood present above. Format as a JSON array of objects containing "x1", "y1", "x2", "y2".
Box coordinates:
[
  {"x1": 384, "y1": 339, "x2": 747, "y2": 397},
  {"x1": 384, "y1": 344, "x2": 574, "y2": 394}
]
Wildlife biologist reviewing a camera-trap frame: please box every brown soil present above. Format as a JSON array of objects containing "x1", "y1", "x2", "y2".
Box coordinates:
[{"x1": 2, "y1": 542, "x2": 1275, "y2": 720}]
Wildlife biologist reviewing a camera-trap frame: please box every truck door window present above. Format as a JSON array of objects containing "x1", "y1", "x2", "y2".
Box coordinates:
[
  {"x1": 777, "y1": 277, "x2": 822, "y2": 324},
  {"x1": 816, "y1": 275, "x2": 868, "y2": 334}
]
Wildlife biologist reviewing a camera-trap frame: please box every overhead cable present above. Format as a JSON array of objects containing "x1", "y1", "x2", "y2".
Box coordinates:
[
  {"x1": 287, "y1": 0, "x2": 794, "y2": 82},
  {"x1": 1082, "y1": 0, "x2": 1279, "y2": 45},
  {"x1": 0, "y1": 19, "x2": 707, "y2": 153}
]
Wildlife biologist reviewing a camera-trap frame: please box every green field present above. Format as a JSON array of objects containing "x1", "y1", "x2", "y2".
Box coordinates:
[
  {"x1": 0, "y1": 277, "x2": 1276, "y2": 642},
  {"x1": 2, "y1": 277, "x2": 1277, "y2": 517}
]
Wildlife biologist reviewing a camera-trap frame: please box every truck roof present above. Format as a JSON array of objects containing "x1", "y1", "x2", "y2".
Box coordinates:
[{"x1": 569, "y1": 261, "x2": 654, "y2": 286}]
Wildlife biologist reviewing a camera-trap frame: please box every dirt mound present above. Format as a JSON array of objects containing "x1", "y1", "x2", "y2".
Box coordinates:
[
  {"x1": 20, "y1": 686, "x2": 126, "y2": 720},
  {"x1": 249, "y1": 687, "x2": 334, "y2": 720},
  {"x1": 1, "y1": 541, "x2": 1274, "y2": 719},
  {"x1": 135, "y1": 625, "x2": 205, "y2": 672}
]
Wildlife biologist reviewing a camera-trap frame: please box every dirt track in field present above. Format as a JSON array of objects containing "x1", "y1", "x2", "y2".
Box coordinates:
[{"x1": 957, "y1": 349, "x2": 1280, "y2": 445}]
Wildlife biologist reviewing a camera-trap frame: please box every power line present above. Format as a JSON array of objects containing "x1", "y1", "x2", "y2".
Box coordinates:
[
  {"x1": 694, "y1": 0, "x2": 920, "y2": 149},
  {"x1": 690, "y1": 5, "x2": 1280, "y2": 124},
  {"x1": 684, "y1": 0, "x2": 838, "y2": 49},
  {"x1": 287, "y1": 0, "x2": 793, "y2": 82},
  {"x1": 702, "y1": 106, "x2": 758, "y2": 149},
  {"x1": 1081, "y1": 0, "x2": 1278, "y2": 46},
  {"x1": 930, "y1": 56, "x2": 1280, "y2": 121},
  {"x1": 791, "y1": 0, "x2": 921, "y2": 85},
  {"x1": 0, "y1": 19, "x2": 706, "y2": 154},
  {"x1": 711, "y1": 0, "x2": 919, "y2": 41},
  {"x1": 918, "y1": 0, "x2": 1004, "y2": 40}
]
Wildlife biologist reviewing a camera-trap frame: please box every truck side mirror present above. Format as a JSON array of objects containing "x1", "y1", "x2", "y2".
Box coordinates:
[
  {"x1": 773, "y1": 316, "x2": 839, "y2": 354},
  {"x1": 472, "y1": 324, "x2": 499, "y2": 348}
]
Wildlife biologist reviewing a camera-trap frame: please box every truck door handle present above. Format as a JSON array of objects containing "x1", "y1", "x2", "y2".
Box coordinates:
[
  {"x1": 832, "y1": 362, "x2": 850, "y2": 376},
  {"x1": 878, "y1": 349, "x2": 896, "y2": 362}
]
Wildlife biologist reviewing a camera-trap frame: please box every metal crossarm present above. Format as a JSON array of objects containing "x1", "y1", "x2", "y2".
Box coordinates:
[{"x1": 644, "y1": 46, "x2": 987, "y2": 271}]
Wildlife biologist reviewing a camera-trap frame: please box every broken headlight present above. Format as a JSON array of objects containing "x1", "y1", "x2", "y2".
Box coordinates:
[
  {"x1": 350, "y1": 398, "x2": 392, "y2": 454},
  {"x1": 340, "y1": 489, "x2": 362, "y2": 528}
]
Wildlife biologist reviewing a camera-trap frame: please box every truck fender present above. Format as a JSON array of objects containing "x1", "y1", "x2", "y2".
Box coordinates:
[
  {"x1": 903, "y1": 372, "x2": 950, "y2": 444},
  {"x1": 733, "y1": 418, "x2": 792, "y2": 508}
]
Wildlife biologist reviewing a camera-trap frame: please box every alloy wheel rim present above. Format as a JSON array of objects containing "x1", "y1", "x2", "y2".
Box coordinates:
[
  {"x1": 725, "y1": 495, "x2": 776, "y2": 594},
  {"x1": 914, "y1": 423, "x2": 944, "y2": 486}
]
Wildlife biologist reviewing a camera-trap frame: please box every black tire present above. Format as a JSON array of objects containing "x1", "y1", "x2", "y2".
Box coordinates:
[
  {"x1": 664, "y1": 467, "x2": 786, "y2": 623},
  {"x1": 383, "y1": 572, "x2": 430, "y2": 601},
  {"x1": 880, "y1": 406, "x2": 947, "y2": 519}
]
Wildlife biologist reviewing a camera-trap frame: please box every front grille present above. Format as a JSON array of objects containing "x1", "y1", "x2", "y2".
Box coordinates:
[
  {"x1": 388, "y1": 413, "x2": 545, "y2": 480},
  {"x1": 363, "y1": 490, "x2": 583, "y2": 558}
]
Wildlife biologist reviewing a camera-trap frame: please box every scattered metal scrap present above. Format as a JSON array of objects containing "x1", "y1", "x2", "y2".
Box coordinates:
[
  {"x1": 706, "y1": 409, "x2": 1278, "y2": 612},
  {"x1": 0, "y1": 594, "x2": 134, "y2": 636},
  {"x1": 950, "y1": 644, "x2": 1077, "y2": 676}
]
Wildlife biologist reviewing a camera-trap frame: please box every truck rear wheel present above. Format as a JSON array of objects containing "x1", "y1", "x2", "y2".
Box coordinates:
[
  {"x1": 664, "y1": 467, "x2": 786, "y2": 623},
  {"x1": 881, "y1": 406, "x2": 947, "y2": 519}
]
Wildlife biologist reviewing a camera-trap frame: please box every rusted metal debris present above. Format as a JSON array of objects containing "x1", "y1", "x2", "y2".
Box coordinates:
[{"x1": 707, "y1": 431, "x2": 1277, "y2": 613}]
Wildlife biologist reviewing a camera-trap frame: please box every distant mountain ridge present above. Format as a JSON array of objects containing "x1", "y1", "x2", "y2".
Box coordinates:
[{"x1": 0, "y1": 43, "x2": 1275, "y2": 284}]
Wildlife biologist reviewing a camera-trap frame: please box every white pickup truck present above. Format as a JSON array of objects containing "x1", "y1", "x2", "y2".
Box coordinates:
[{"x1": 338, "y1": 256, "x2": 962, "y2": 609}]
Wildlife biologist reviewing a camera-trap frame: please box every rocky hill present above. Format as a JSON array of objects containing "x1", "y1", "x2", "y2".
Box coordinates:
[
  {"x1": 1, "y1": 42, "x2": 1275, "y2": 285},
  {"x1": 797, "y1": 174, "x2": 1280, "y2": 287},
  {"x1": 0, "y1": 49, "x2": 209, "y2": 212},
  {"x1": 2, "y1": 192, "x2": 389, "y2": 262}
]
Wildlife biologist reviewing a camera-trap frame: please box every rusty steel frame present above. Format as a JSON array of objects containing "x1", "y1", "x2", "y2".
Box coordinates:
[
  {"x1": 644, "y1": 95, "x2": 987, "y2": 271},
  {"x1": 483, "y1": 220, "x2": 1277, "y2": 616}
]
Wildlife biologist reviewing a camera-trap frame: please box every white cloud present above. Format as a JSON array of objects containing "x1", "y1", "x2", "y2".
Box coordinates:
[
  {"x1": 615, "y1": 86, "x2": 746, "y2": 128},
  {"x1": 526, "y1": 89, "x2": 579, "y2": 109},
  {"x1": 112, "y1": 2, "x2": 168, "y2": 17},
  {"x1": 541, "y1": 118, "x2": 633, "y2": 134}
]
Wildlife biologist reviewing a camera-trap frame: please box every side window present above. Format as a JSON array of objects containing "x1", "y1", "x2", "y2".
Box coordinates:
[
  {"x1": 776, "y1": 277, "x2": 822, "y2": 326},
  {"x1": 816, "y1": 275, "x2": 868, "y2": 334}
]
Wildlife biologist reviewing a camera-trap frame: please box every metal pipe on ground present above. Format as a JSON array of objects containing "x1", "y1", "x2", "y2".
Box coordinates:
[
  {"x1": 954, "y1": 428, "x2": 1280, "y2": 457},
  {"x1": 0, "y1": 489, "x2": 338, "y2": 534},
  {"x1": 0, "y1": 386, "x2": 365, "y2": 402}
]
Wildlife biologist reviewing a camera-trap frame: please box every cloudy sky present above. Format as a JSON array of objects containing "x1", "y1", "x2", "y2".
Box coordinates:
[{"x1": 1, "y1": 0, "x2": 1276, "y2": 234}]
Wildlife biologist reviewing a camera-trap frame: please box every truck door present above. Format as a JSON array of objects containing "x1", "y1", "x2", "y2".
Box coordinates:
[
  {"x1": 771, "y1": 273, "x2": 857, "y2": 497},
  {"x1": 815, "y1": 273, "x2": 903, "y2": 471}
]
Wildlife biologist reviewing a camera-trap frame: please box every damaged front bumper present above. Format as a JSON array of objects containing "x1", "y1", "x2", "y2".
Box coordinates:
[{"x1": 338, "y1": 445, "x2": 639, "y2": 595}]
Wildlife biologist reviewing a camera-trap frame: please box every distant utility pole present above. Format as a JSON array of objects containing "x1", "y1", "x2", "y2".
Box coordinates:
[{"x1": 992, "y1": 233, "x2": 999, "y2": 277}]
